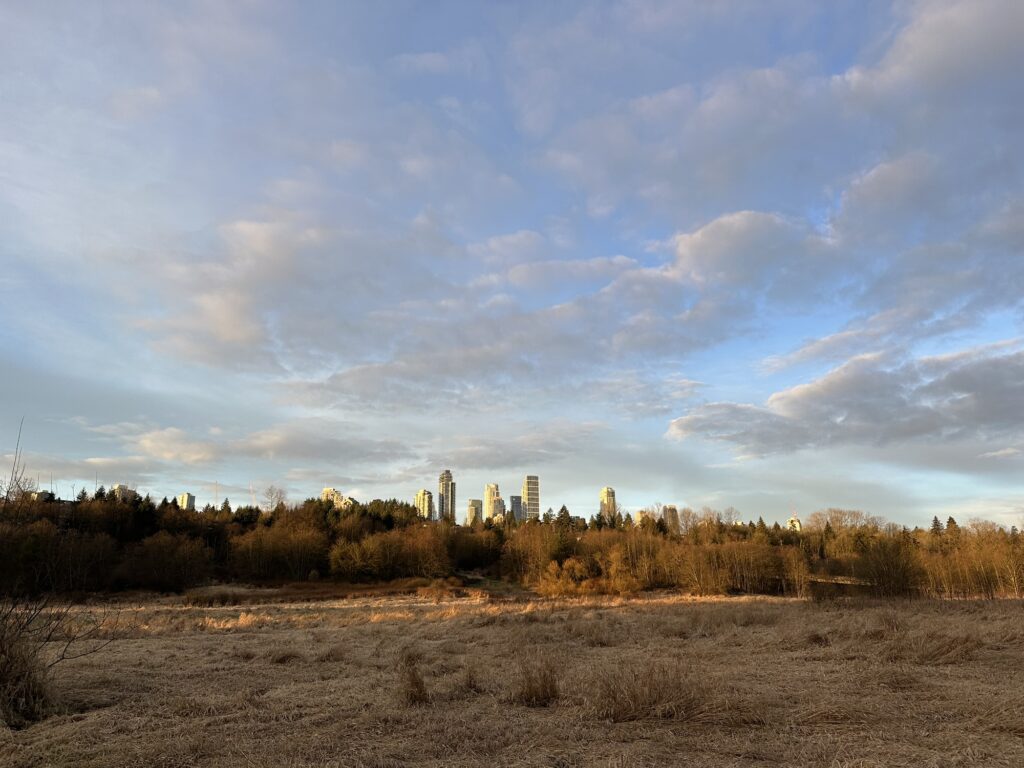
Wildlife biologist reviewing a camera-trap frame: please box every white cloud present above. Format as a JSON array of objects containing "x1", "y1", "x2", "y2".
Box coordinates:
[{"x1": 670, "y1": 344, "x2": 1024, "y2": 457}]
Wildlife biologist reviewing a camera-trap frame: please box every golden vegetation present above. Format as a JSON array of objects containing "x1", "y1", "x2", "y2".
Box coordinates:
[{"x1": 4, "y1": 592, "x2": 1024, "y2": 766}]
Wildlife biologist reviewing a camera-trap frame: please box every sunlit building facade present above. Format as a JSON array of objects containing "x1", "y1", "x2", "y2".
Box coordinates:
[
  {"x1": 177, "y1": 492, "x2": 196, "y2": 512},
  {"x1": 483, "y1": 483, "x2": 505, "y2": 522},
  {"x1": 600, "y1": 486, "x2": 617, "y2": 522},
  {"x1": 415, "y1": 489, "x2": 434, "y2": 520},
  {"x1": 467, "y1": 499, "x2": 483, "y2": 526},
  {"x1": 321, "y1": 487, "x2": 355, "y2": 509},
  {"x1": 521, "y1": 475, "x2": 540, "y2": 521},
  {"x1": 438, "y1": 470, "x2": 456, "y2": 523}
]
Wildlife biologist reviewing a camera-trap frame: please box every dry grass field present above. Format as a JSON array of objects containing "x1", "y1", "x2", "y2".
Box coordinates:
[{"x1": 4, "y1": 587, "x2": 1024, "y2": 767}]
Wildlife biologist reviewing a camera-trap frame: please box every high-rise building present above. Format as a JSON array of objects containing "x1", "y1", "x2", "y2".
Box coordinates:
[
  {"x1": 466, "y1": 499, "x2": 483, "y2": 526},
  {"x1": 600, "y1": 486, "x2": 617, "y2": 522},
  {"x1": 521, "y1": 475, "x2": 540, "y2": 521},
  {"x1": 110, "y1": 484, "x2": 137, "y2": 502},
  {"x1": 509, "y1": 495, "x2": 523, "y2": 521},
  {"x1": 663, "y1": 505, "x2": 681, "y2": 535},
  {"x1": 415, "y1": 489, "x2": 434, "y2": 520},
  {"x1": 321, "y1": 487, "x2": 355, "y2": 509},
  {"x1": 178, "y1": 492, "x2": 196, "y2": 512},
  {"x1": 483, "y1": 483, "x2": 505, "y2": 522},
  {"x1": 438, "y1": 470, "x2": 456, "y2": 522}
]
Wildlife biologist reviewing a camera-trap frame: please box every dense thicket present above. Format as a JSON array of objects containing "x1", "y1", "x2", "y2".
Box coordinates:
[{"x1": 1, "y1": 491, "x2": 1022, "y2": 598}]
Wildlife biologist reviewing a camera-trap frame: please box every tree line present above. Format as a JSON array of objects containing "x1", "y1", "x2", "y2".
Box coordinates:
[{"x1": 1, "y1": 488, "x2": 1022, "y2": 599}]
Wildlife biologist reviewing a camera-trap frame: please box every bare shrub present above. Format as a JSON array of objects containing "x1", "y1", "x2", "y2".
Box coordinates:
[
  {"x1": 584, "y1": 661, "x2": 713, "y2": 722},
  {"x1": 397, "y1": 647, "x2": 429, "y2": 706},
  {"x1": 1, "y1": 596, "x2": 117, "y2": 727},
  {"x1": 512, "y1": 658, "x2": 559, "y2": 707},
  {"x1": 0, "y1": 614, "x2": 50, "y2": 726}
]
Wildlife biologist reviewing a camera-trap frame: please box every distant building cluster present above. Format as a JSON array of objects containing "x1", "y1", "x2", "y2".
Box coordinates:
[{"x1": 321, "y1": 487, "x2": 355, "y2": 510}]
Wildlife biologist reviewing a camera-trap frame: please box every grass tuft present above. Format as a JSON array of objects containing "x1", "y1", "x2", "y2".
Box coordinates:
[
  {"x1": 584, "y1": 661, "x2": 714, "y2": 722},
  {"x1": 512, "y1": 658, "x2": 559, "y2": 707}
]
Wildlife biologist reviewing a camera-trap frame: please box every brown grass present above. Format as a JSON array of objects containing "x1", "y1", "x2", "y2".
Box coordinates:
[
  {"x1": 512, "y1": 657, "x2": 560, "y2": 707},
  {"x1": 397, "y1": 646, "x2": 429, "y2": 706},
  {"x1": 584, "y1": 660, "x2": 713, "y2": 722},
  {"x1": 4, "y1": 593, "x2": 1024, "y2": 767}
]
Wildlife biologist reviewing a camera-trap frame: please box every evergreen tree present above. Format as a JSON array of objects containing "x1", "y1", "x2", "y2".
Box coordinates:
[
  {"x1": 555, "y1": 505, "x2": 572, "y2": 529},
  {"x1": 930, "y1": 516, "x2": 943, "y2": 536}
]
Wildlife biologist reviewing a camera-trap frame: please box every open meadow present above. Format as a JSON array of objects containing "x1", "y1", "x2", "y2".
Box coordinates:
[{"x1": 3, "y1": 588, "x2": 1024, "y2": 768}]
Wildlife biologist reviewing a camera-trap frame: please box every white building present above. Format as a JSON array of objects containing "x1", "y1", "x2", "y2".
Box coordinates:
[
  {"x1": 437, "y1": 470, "x2": 456, "y2": 523},
  {"x1": 177, "y1": 492, "x2": 196, "y2": 512},
  {"x1": 321, "y1": 487, "x2": 355, "y2": 509},
  {"x1": 466, "y1": 499, "x2": 483, "y2": 526},
  {"x1": 787, "y1": 514, "x2": 802, "y2": 532},
  {"x1": 415, "y1": 489, "x2": 434, "y2": 520},
  {"x1": 110, "y1": 484, "x2": 138, "y2": 502},
  {"x1": 600, "y1": 486, "x2": 617, "y2": 522},
  {"x1": 483, "y1": 483, "x2": 505, "y2": 522},
  {"x1": 521, "y1": 475, "x2": 540, "y2": 521}
]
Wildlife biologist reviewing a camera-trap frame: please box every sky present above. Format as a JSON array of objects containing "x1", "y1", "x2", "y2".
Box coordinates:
[{"x1": 1, "y1": 0, "x2": 1023, "y2": 526}]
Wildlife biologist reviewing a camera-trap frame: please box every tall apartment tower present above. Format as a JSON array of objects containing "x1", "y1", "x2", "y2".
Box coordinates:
[
  {"x1": 437, "y1": 470, "x2": 456, "y2": 522},
  {"x1": 509, "y1": 495, "x2": 523, "y2": 521},
  {"x1": 521, "y1": 475, "x2": 540, "y2": 521},
  {"x1": 483, "y1": 483, "x2": 505, "y2": 521},
  {"x1": 415, "y1": 489, "x2": 434, "y2": 520},
  {"x1": 177, "y1": 492, "x2": 196, "y2": 512},
  {"x1": 600, "y1": 486, "x2": 617, "y2": 522},
  {"x1": 466, "y1": 499, "x2": 483, "y2": 526},
  {"x1": 663, "y1": 504, "x2": 681, "y2": 535}
]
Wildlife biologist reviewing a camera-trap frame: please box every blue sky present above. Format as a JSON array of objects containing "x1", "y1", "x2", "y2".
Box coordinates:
[{"x1": 2, "y1": 0, "x2": 1022, "y2": 525}]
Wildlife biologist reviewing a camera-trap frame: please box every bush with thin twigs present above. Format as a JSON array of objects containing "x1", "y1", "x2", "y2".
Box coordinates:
[
  {"x1": 1, "y1": 595, "x2": 117, "y2": 727},
  {"x1": 511, "y1": 658, "x2": 559, "y2": 707}
]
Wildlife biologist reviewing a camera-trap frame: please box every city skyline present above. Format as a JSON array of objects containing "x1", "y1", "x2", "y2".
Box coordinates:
[{"x1": 2, "y1": 2, "x2": 1023, "y2": 528}]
